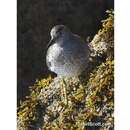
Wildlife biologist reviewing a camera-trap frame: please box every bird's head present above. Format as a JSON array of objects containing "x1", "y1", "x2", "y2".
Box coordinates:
[
  {"x1": 50, "y1": 25, "x2": 71, "y2": 40},
  {"x1": 46, "y1": 25, "x2": 71, "y2": 49}
]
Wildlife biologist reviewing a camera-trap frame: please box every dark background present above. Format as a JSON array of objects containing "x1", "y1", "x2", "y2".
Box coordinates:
[{"x1": 17, "y1": 0, "x2": 114, "y2": 105}]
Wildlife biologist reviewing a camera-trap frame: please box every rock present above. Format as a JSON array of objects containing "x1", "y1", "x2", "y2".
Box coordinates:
[{"x1": 17, "y1": 10, "x2": 114, "y2": 130}]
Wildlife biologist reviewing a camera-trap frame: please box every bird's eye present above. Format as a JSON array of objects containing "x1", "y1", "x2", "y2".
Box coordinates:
[
  {"x1": 57, "y1": 26, "x2": 64, "y2": 34},
  {"x1": 56, "y1": 29, "x2": 62, "y2": 36}
]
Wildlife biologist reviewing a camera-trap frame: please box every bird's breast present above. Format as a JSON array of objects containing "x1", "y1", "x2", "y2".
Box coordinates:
[{"x1": 49, "y1": 43, "x2": 63, "y2": 58}]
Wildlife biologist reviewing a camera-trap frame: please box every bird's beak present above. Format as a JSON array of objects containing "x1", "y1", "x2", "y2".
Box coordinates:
[{"x1": 46, "y1": 38, "x2": 55, "y2": 49}]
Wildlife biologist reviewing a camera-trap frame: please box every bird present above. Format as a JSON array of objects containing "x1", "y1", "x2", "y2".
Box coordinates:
[
  {"x1": 46, "y1": 25, "x2": 89, "y2": 106},
  {"x1": 46, "y1": 25, "x2": 89, "y2": 77}
]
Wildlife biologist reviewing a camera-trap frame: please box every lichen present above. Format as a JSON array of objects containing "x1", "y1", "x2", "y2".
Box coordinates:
[
  {"x1": 90, "y1": 10, "x2": 114, "y2": 58},
  {"x1": 17, "y1": 76, "x2": 53, "y2": 130},
  {"x1": 17, "y1": 10, "x2": 114, "y2": 130}
]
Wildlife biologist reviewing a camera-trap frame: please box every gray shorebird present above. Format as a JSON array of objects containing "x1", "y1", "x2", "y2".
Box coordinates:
[
  {"x1": 46, "y1": 25, "x2": 89, "y2": 106},
  {"x1": 46, "y1": 25, "x2": 89, "y2": 77}
]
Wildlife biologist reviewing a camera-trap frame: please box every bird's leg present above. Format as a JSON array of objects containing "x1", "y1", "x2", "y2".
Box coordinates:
[{"x1": 61, "y1": 78, "x2": 68, "y2": 107}]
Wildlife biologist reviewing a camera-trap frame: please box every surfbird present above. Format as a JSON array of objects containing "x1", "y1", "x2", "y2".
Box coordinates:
[{"x1": 46, "y1": 25, "x2": 89, "y2": 77}]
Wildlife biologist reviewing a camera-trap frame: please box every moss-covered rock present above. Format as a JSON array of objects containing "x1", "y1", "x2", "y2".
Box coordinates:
[
  {"x1": 17, "y1": 10, "x2": 114, "y2": 130},
  {"x1": 90, "y1": 10, "x2": 114, "y2": 58}
]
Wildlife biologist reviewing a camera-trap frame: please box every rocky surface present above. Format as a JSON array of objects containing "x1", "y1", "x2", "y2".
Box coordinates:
[
  {"x1": 17, "y1": 10, "x2": 114, "y2": 130},
  {"x1": 17, "y1": 0, "x2": 114, "y2": 104}
]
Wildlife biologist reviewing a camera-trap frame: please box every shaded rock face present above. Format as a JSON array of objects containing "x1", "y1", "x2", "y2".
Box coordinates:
[{"x1": 17, "y1": 0, "x2": 114, "y2": 104}]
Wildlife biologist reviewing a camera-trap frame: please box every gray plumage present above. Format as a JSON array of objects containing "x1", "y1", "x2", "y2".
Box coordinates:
[{"x1": 46, "y1": 25, "x2": 89, "y2": 77}]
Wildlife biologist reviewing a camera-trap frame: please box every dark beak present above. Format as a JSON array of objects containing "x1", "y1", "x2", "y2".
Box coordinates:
[{"x1": 46, "y1": 38, "x2": 55, "y2": 49}]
